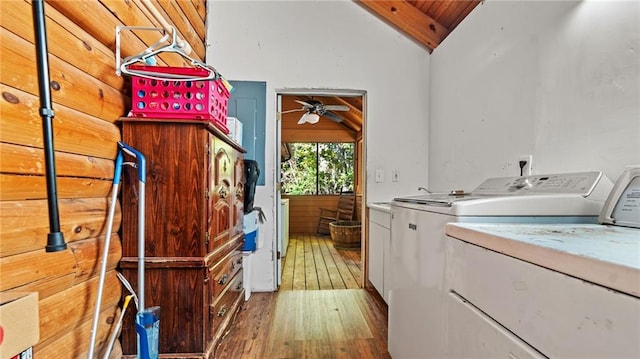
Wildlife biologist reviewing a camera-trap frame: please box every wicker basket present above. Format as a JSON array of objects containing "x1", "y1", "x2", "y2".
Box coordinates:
[{"x1": 329, "y1": 221, "x2": 361, "y2": 250}]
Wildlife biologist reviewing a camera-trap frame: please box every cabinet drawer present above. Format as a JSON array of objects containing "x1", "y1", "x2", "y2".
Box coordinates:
[
  {"x1": 210, "y1": 270, "x2": 244, "y2": 339},
  {"x1": 369, "y1": 208, "x2": 391, "y2": 228},
  {"x1": 210, "y1": 250, "x2": 243, "y2": 298},
  {"x1": 446, "y1": 237, "x2": 640, "y2": 358}
]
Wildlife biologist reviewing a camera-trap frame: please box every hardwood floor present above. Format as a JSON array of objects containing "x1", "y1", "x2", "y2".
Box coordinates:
[
  {"x1": 213, "y1": 235, "x2": 387, "y2": 358},
  {"x1": 281, "y1": 234, "x2": 362, "y2": 290},
  {"x1": 215, "y1": 289, "x2": 391, "y2": 358}
]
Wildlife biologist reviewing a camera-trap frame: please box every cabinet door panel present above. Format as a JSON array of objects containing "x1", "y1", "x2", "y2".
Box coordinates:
[
  {"x1": 207, "y1": 134, "x2": 214, "y2": 253},
  {"x1": 368, "y1": 221, "x2": 384, "y2": 297},
  {"x1": 232, "y1": 153, "x2": 245, "y2": 238},
  {"x1": 211, "y1": 140, "x2": 232, "y2": 250}
]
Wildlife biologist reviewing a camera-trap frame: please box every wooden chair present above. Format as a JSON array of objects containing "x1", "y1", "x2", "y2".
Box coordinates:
[{"x1": 316, "y1": 192, "x2": 356, "y2": 235}]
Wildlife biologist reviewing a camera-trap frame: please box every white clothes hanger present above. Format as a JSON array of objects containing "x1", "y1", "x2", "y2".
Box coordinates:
[{"x1": 115, "y1": 25, "x2": 219, "y2": 82}]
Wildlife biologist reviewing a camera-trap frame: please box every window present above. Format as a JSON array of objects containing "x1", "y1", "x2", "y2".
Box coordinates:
[{"x1": 281, "y1": 142, "x2": 354, "y2": 195}]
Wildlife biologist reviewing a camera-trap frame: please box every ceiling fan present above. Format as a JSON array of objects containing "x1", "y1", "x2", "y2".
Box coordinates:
[{"x1": 282, "y1": 99, "x2": 350, "y2": 124}]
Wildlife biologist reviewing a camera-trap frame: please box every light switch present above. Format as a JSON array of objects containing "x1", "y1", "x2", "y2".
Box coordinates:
[
  {"x1": 392, "y1": 169, "x2": 399, "y2": 182},
  {"x1": 375, "y1": 169, "x2": 384, "y2": 183}
]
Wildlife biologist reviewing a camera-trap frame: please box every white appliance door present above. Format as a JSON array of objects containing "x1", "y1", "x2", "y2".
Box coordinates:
[
  {"x1": 388, "y1": 205, "x2": 453, "y2": 358},
  {"x1": 447, "y1": 292, "x2": 545, "y2": 358},
  {"x1": 447, "y1": 235, "x2": 640, "y2": 358}
]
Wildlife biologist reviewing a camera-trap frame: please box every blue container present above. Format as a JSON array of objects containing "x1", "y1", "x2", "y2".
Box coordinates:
[
  {"x1": 243, "y1": 212, "x2": 258, "y2": 233},
  {"x1": 243, "y1": 230, "x2": 257, "y2": 251}
]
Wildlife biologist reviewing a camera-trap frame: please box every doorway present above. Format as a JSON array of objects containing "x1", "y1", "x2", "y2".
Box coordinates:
[{"x1": 275, "y1": 89, "x2": 366, "y2": 291}]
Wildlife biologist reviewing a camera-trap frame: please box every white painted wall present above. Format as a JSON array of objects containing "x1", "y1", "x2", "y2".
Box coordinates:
[
  {"x1": 207, "y1": 1, "x2": 430, "y2": 291},
  {"x1": 429, "y1": 0, "x2": 640, "y2": 191}
]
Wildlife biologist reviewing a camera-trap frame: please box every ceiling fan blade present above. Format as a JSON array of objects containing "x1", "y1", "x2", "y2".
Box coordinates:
[
  {"x1": 294, "y1": 100, "x2": 313, "y2": 107},
  {"x1": 323, "y1": 105, "x2": 350, "y2": 112},
  {"x1": 281, "y1": 108, "x2": 305, "y2": 114},
  {"x1": 322, "y1": 110, "x2": 344, "y2": 123}
]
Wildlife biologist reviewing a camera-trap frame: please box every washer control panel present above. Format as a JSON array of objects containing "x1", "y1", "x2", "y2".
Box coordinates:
[
  {"x1": 473, "y1": 171, "x2": 604, "y2": 196},
  {"x1": 599, "y1": 165, "x2": 640, "y2": 228}
]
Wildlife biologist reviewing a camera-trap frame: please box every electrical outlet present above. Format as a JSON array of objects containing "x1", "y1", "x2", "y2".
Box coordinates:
[
  {"x1": 392, "y1": 169, "x2": 399, "y2": 182},
  {"x1": 375, "y1": 169, "x2": 385, "y2": 183},
  {"x1": 519, "y1": 155, "x2": 533, "y2": 176}
]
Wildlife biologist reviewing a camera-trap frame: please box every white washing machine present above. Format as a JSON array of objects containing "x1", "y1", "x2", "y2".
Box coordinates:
[
  {"x1": 388, "y1": 171, "x2": 614, "y2": 359},
  {"x1": 443, "y1": 165, "x2": 640, "y2": 358}
]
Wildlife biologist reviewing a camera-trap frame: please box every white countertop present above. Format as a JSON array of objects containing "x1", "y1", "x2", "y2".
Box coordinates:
[
  {"x1": 368, "y1": 202, "x2": 391, "y2": 213},
  {"x1": 446, "y1": 223, "x2": 640, "y2": 297}
]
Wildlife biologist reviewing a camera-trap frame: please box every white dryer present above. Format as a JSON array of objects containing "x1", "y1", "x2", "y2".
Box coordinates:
[{"x1": 388, "y1": 171, "x2": 614, "y2": 359}]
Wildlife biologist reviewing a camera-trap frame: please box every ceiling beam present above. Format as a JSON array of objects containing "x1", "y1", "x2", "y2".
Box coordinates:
[
  {"x1": 355, "y1": 0, "x2": 449, "y2": 50},
  {"x1": 332, "y1": 96, "x2": 363, "y2": 118},
  {"x1": 337, "y1": 115, "x2": 361, "y2": 133},
  {"x1": 329, "y1": 97, "x2": 362, "y2": 132}
]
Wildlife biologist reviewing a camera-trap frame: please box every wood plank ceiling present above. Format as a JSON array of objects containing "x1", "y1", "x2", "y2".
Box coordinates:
[
  {"x1": 356, "y1": 0, "x2": 482, "y2": 52},
  {"x1": 282, "y1": 95, "x2": 363, "y2": 133}
]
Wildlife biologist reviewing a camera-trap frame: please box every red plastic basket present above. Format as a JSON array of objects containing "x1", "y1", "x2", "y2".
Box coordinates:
[{"x1": 128, "y1": 65, "x2": 229, "y2": 133}]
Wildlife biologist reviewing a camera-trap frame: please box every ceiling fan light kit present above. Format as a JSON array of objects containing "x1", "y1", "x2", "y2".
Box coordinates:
[
  {"x1": 298, "y1": 112, "x2": 320, "y2": 124},
  {"x1": 285, "y1": 99, "x2": 350, "y2": 125}
]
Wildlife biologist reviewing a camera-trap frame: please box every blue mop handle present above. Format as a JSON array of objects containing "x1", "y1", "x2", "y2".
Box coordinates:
[
  {"x1": 113, "y1": 147, "x2": 124, "y2": 185},
  {"x1": 118, "y1": 141, "x2": 147, "y2": 313},
  {"x1": 118, "y1": 141, "x2": 146, "y2": 183}
]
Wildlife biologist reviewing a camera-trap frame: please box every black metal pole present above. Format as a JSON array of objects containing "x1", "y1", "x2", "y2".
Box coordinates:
[{"x1": 32, "y1": 0, "x2": 66, "y2": 252}]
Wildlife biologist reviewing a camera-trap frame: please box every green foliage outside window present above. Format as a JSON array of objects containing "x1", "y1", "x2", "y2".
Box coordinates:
[{"x1": 281, "y1": 143, "x2": 354, "y2": 195}]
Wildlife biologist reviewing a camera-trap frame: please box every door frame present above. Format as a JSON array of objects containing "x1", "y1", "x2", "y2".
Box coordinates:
[{"x1": 274, "y1": 88, "x2": 368, "y2": 289}]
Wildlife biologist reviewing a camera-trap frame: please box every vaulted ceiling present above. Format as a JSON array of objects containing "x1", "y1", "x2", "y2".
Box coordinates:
[
  {"x1": 356, "y1": 0, "x2": 482, "y2": 52},
  {"x1": 281, "y1": 1, "x2": 481, "y2": 135}
]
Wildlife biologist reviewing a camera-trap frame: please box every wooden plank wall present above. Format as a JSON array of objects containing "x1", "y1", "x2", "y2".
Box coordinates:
[
  {"x1": 281, "y1": 112, "x2": 357, "y2": 143},
  {"x1": 283, "y1": 195, "x2": 362, "y2": 234},
  {"x1": 0, "y1": 1, "x2": 206, "y2": 357}
]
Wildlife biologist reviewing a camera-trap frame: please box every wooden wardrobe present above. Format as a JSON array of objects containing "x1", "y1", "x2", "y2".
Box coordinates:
[{"x1": 119, "y1": 119, "x2": 246, "y2": 358}]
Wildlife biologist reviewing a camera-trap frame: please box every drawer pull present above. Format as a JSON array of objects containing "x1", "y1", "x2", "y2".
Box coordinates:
[
  {"x1": 218, "y1": 274, "x2": 228, "y2": 285},
  {"x1": 217, "y1": 305, "x2": 228, "y2": 317},
  {"x1": 233, "y1": 259, "x2": 242, "y2": 270}
]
